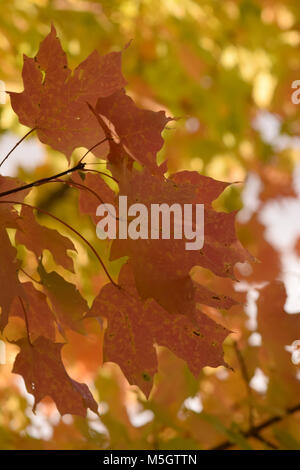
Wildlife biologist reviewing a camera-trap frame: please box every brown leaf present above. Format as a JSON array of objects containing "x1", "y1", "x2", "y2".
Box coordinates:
[
  {"x1": 95, "y1": 89, "x2": 172, "y2": 173},
  {"x1": 0, "y1": 176, "x2": 30, "y2": 330},
  {"x1": 15, "y1": 206, "x2": 76, "y2": 271},
  {"x1": 0, "y1": 226, "x2": 21, "y2": 331},
  {"x1": 10, "y1": 283, "x2": 56, "y2": 341},
  {"x1": 88, "y1": 264, "x2": 230, "y2": 396},
  {"x1": 13, "y1": 336, "x2": 98, "y2": 416},
  {"x1": 110, "y1": 168, "x2": 251, "y2": 313},
  {"x1": 9, "y1": 25, "x2": 126, "y2": 158},
  {"x1": 73, "y1": 172, "x2": 116, "y2": 224},
  {"x1": 38, "y1": 263, "x2": 88, "y2": 333}
]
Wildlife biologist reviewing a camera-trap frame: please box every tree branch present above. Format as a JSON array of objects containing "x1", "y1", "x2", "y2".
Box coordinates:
[
  {"x1": 252, "y1": 433, "x2": 278, "y2": 450},
  {"x1": 211, "y1": 403, "x2": 300, "y2": 450},
  {"x1": 0, "y1": 161, "x2": 86, "y2": 199},
  {"x1": 0, "y1": 137, "x2": 111, "y2": 199}
]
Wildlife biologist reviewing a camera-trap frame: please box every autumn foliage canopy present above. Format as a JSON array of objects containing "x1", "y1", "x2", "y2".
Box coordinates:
[
  {"x1": 0, "y1": 25, "x2": 254, "y2": 414},
  {"x1": 0, "y1": 12, "x2": 300, "y2": 450}
]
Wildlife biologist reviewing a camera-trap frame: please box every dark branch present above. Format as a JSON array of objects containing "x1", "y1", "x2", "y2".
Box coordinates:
[
  {"x1": 211, "y1": 403, "x2": 300, "y2": 450},
  {"x1": 0, "y1": 161, "x2": 86, "y2": 199},
  {"x1": 0, "y1": 137, "x2": 112, "y2": 199}
]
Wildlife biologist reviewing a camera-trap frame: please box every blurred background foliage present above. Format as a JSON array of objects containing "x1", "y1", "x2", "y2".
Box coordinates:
[{"x1": 0, "y1": 0, "x2": 300, "y2": 450}]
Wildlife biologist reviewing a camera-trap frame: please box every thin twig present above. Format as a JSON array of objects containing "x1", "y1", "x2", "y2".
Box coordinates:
[
  {"x1": 82, "y1": 168, "x2": 119, "y2": 184},
  {"x1": 84, "y1": 162, "x2": 108, "y2": 165},
  {"x1": 40, "y1": 178, "x2": 119, "y2": 220},
  {"x1": 233, "y1": 341, "x2": 254, "y2": 429},
  {"x1": 252, "y1": 433, "x2": 278, "y2": 450},
  {"x1": 18, "y1": 268, "x2": 42, "y2": 285},
  {"x1": 51, "y1": 178, "x2": 106, "y2": 204},
  {"x1": 0, "y1": 128, "x2": 37, "y2": 169},
  {"x1": 78, "y1": 137, "x2": 112, "y2": 163}
]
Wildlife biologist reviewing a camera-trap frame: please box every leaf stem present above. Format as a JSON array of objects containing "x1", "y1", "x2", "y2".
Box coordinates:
[
  {"x1": 18, "y1": 296, "x2": 32, "y2": 346},
  {"x1": 0, "y1": 200, "x2": 118, "y2": 287}
]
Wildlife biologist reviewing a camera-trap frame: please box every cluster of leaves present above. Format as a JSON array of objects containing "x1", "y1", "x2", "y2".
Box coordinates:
[
  {"x1": 0, "y1": 26, "x2": 253, "y2": 417},
  {"x1": 2, "y1": 0, "x2": 299, "y2": 178},
  {"x1": 1, "y1": 4, "x2": 300, "y2": 448}
]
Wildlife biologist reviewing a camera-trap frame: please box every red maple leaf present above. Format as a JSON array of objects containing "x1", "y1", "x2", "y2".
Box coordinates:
[
  {"x1": 11, "y1": 283, "x2": 56, "y2": 341},
  {"x1": 13, "y1": 336, "x2": 98, "y2": 416},
  {"x1": 15, "y1": 206, "x2": 76, "y2": 271},
  {"x1": 109, "y1": 167, "x2": 251, "y2": 314},
  {"x1": 9, "y1": 25, "x2": 126, "y2": 158},
  {"x1": 88, "y1": 264, "x2": 230, "y2": 396},
  {"x1": 95, "y1": 89, "x2": 172, "y2": 172}
]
